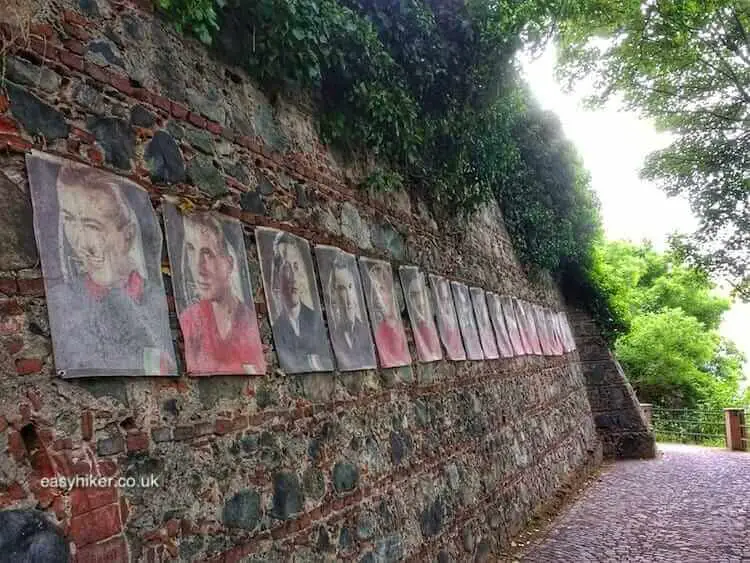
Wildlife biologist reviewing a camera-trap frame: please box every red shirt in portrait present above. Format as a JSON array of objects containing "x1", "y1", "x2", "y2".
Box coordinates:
[
  {"x1": 374, "y1": 320, "x2": 410, "y2": 367},
  {"x1": 415, "y1": 319, "x2": 442, "y2": 361},
  {"x1": 180, "y1": 299, "x2": 265, "y2": 375}
]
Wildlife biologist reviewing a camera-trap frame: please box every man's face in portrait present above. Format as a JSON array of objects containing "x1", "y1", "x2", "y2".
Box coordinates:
[
  {"x1": 333, "y1": 266, "x2": 358, "y2": 326},
  {"x1": 184, "y1": 219, "x2": 233, "y2": 302},
  {"x1": 372, "y1": 270, "x2": 394, "y2": 320},
  {"x1": 409, "y1": 277, "x2": 428, "y2": 321},
  {"x1": 59, "y1": 182, "x2": 134, "y2": 287},
  {"x1": 278, "y1": 242, "x2": 306, "y2": 312}
]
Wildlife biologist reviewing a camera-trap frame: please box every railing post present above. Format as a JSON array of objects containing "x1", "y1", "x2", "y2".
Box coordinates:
[
  {"x1": 640, "y1": 403, "x2": 653, "y2": 428},
  {"x1": 723, "y1": 408, "x2": 746, "y2": 451}
]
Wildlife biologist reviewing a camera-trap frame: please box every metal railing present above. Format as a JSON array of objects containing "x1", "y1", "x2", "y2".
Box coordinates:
[{"x1": 651, "y1": 407, "x2": 727, "y2": 447}]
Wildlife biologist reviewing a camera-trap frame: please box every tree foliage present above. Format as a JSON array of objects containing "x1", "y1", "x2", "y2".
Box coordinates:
[
  {"x1": 156, "y1": 0, "x2": 615, "y2": 331},
  {"x1": 556, "y1": 1, "x2": 750, "y2": 299},
  {"x1": 596, "y1": 239, "x2": 745, "y2": 409}
]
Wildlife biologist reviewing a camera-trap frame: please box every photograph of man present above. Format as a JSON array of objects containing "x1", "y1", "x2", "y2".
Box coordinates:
[
  {"x1": 315, "y1": 245, "x2": 377, "y2": 371},
  {"x1": 500, "y1": 296, "x2": 526, "y2": 356},
  {"x1": 450, "y1": 282, "x2": 484, "y2": 360},
  {"x1": 469, "y1": 287, "x2": 499, "y2": 360},
  {"x1": 26, "y1": 151, "x2": 176, "y2": 377},
  {"x1": 398, "y1": 266, "x2": 442, "y2": 362},
  {"x1": 359, "y1": 257, "x2": 411, "y2": 368},
  {"x1": 486, "y1": 292, "x2": 515, "y2": 358},
  {"x1": 429, "y1": 274, "x2": 466, "y2": 361},
  {"x1": 515, "y1": 299, "x2": 543, "y2": 356},
  {"x1": 256, "y1": 227, "x2": 334, "y2": 374},
  {"x1": 560, "y1": 312, "x2": 576, "y2": 352},
  {"x1": 163, "y1": 203, "x2": 265, "y2": 375},
  {"x1": 546, "y1": 308, "x2": 565, "y2": 355},
  {"x1": 510, "y1": 298, "x2": 534, "y2": 355},
  {"x1": 532, "y1": 304, "x2": 554, "y2": 355}
]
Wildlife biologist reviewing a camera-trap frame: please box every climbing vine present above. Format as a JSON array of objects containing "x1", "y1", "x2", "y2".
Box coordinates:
[{"x1": 156, "y1": 0, "x2": 621, "y2": 334}]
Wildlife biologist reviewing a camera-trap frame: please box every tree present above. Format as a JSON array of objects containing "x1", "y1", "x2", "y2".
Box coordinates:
[
  {"x1": 595, "y1": 239, "x2": 745, "y2": 409},
  {"x1": 556, "y1": 1, "x2": 750, "y2": 299},
  {"x1": 615, "y1": 308, "x2": 736, "y2": 409}
]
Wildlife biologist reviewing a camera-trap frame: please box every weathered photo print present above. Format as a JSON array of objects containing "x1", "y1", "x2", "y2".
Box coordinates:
[
  {"x1": 451, "y1": 282, "x2": 484, "y2": 360},
  {"x1": 546, "y1": 308, "x2": 565, "y2": 355},
  {"x1": 256, "y1": 227, "x2": 334, "y2": 374},
  {"x1": 532, "y1": 304, "x2": 554, "y2": 356},
  {"x1": 515, "y1": 300, "x2": 543, "y2": 356},
  {"x1": 163, "y1": 203, "x2": 265, "y2": 375},
  {"x1": 510, "y1": 298, "x2": 534, "y2": 355},
  {"x1": 26, "y1": 151, "x2": 176, "y2": 377},
  {"x1": 469, "y1": 287, "x2": 499, "y2": 359},
  {"x1": 399, "y1": 266, "x2": 442, "y2": 362},
  {"x1": 500, "y1": 296, "x2": 526, "y2": 356},
  {"x1": 359, "y1": 257, "x2": 411, "y2": 368},
  {"x1": 486, "y1": 292, "x2": 515, "y2": 358},
  {"x1": 315, "y1": 245, "x2": 377, "y2": 371},
  {"x1": 429, "y1": 274, "x2": 466, "y2": 361}
]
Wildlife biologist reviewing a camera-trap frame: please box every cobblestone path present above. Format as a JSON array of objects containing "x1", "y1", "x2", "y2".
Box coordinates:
[{"x1": 520, "y1": 443, "x2": 750, "y2": 562}]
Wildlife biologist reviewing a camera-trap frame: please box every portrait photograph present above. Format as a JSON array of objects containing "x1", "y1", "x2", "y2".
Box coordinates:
[
  {"x1": 450, "y1": 282, "x2": 484, "y2": 361},
  {"x1": 500, "y1": 296, "x2": 526, "y2": 356},
  {"x1": 469, "y1": 287, "x2": 499, "y2": 360},
  {"x1": 26, "y1": 151, "x2": 176, "y2": 377},
  {"x1": 560, "y1": 312, "x2": 575, "y2": 352},
  {"x1": 359, "y1": 257, "x2": 411, "y2": 368},
  {"x1": 399, "y1": 266, "x2": 442, "y2": 363},
  {"x1": 163, "y1": 202, "x2": 265, "y2": 376},
  {"x1": 428, "y1": 274, "x2": 466, "y2": 361},
  {"x1": 515, "y1": 300, "x2": 543, "y2": 356},
  {"x1": 532, "y1": 304, "x2": 554, "y2": 356},
  {"x1": 255, "y1": 227, "x2": 334, "y2": 374},
  {"x1": 315, "y1": 245, "x2": 377, "y2": 371},
  {"x1": 547, "y1": 308, "x2": 565, "y2": 355},
  {"x1": 510, "y1": 298, "x2": 534, "y2": 355},
  {"x1": 486, "y1": 292, "x2": 515, "y2": 358}
]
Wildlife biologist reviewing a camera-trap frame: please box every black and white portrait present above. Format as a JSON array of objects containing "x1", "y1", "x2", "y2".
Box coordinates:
[
  {"x1": 315, "y1": 245, "x2": 377, "y2": 371},
  {"x1": 256, "y1": 227, "x2": 334, "y2": 374},
  {"x1": 26, "y1": 151, "x2": 176, "y2": 377},
  {"x1": 500, "y1": 296, "x2": 526, "y2": 356},
  {"x1": 450, "y1": 281, "x2": 484, "y2": 360},
  {"x1": 470, "y1": 287, "x2": 499, "y2": 360},
  {"x1": 486, "y1": 292, "x2": 515, "y2": 358}
]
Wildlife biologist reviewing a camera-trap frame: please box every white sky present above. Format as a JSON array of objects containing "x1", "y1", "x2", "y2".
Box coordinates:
[{"x1": 521, "y1": 46, "x2": 750, "y2": 380}]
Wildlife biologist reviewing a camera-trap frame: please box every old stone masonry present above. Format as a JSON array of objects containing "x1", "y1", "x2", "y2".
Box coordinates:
[{"x1": 0, "y1": 0, "x2": 651, "y2": 561}]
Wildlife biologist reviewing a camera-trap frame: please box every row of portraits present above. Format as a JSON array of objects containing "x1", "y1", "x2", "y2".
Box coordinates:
[{"x1": 26, "y1": 151, "x2": 576, "y2": 378}]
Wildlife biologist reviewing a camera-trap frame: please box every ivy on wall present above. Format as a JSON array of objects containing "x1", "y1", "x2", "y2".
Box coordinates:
[{"x1": 156, "y1": 0, "x2": 623, "y2": 339}]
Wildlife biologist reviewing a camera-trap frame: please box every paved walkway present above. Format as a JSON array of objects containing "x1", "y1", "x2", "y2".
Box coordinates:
[{"x1": 520, "y1": 443, "x2": 750, "y2": 562}]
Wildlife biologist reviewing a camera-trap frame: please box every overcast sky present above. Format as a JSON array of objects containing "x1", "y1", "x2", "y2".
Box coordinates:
[{"x1": 521, "y1": 46, "x2": 749, "y2": 380}]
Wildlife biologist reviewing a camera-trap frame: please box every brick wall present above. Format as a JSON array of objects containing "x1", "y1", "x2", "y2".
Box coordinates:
[{"x1": 0, "y1": 1, "x2": 602, "y2": 560}]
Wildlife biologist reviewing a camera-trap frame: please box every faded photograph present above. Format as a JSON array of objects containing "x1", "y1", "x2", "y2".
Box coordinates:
[
  {"x1": 515, "y1": 300, "x2": 543, "y2": 356},
  {"x1": 399, "y1": 266, "x2": 442, "y2": 362},
  {"x1": 511, "y1": 298, "x2": 534, "y2": 355},
  {"x1": 256, "y1": 227, "x2": 334, "y2": 374},
  {"x1": 500, "y1": 296, "x2": 526, "y2": 356},
  {"x1": 469, "y1": 287, "x2": 499, "y2": 359},
  {"x1": 429, "y1": 274, "x2": 466, "y2": 361},
  {"x1": 532, "y1": 304, "x2": 554, "y2": 356},
  {"x1": 547, "y1": 308, "x2": 565, "y2": 355},
  {"x1": 451, "y1": 282, "x2": 484, "y2": 360},
  {"x1": 315, "y1": 245, "x2": 377, "y2": 371},
  {"x1": 486, "y1": 292, "x2": 515, "y2": 358},
  {"x1": 359, "y1": 257, "x2": 411, "y2": 368},
  {"x1": 560, "y1": 312, "x2": 576, "y2": 352},
  {"x1": 163, "y1": 203, "x2": 265, "y2": 375},
  {"x1": 26, "y1": 151, "x2": 176, "y2": 377}
]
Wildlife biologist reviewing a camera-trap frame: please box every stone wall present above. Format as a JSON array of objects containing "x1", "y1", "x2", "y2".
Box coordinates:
[
  {"x1": 0, "y1": 1, "x2": 602, "y2": 561},
  {"x1": 568, "y1": 309, "x2": 655, "y2": 460}
]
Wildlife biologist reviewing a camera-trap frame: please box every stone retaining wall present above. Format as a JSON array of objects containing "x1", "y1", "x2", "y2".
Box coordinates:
[{"x1": 0, "y1": 1, "x2": 602, "y2": 560}]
